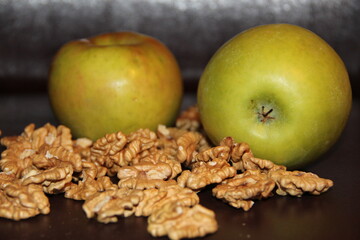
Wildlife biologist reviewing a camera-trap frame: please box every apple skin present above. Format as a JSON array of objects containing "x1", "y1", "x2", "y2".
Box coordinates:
[
  {"x1": 48, "y1": 32, "x2": 183, "y2": 140},
  {"x1": 197, "y1": 24, "x2": 352, "y2": 169}
]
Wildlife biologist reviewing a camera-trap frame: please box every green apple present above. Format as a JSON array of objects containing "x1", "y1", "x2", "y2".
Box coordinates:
[
  {"x1": 48, "y1": 32, "x2": 183, "y2": 140},
  {"x1": 198, "y1": 24, "x2": 352, "y2": 169}
]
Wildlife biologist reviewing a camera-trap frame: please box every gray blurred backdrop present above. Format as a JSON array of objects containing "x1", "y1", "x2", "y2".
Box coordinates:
[{"x1": 0, "y1": 0, "x2": 359, "y2": 95}]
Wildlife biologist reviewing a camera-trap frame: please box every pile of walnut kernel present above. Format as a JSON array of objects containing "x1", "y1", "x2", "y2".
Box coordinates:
[{"x1": 0, "y1": 106, "x2": 333, "y2": 240}]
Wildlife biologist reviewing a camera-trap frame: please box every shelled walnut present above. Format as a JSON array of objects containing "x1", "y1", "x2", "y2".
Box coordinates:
[
  {"x1": 195, "y1": 145, "x2": 231, "y2": 162},
  {"x1": 90, "y1": 129, "x2": 158, "y2": 176},
  {"x1": 175, "y1": 105, "x2": 201, "y2": 131},
  {"x1": 117, "y1": 161, "x2": 173, "y2": 190},
  {"x1": 65, "y1": 160, "x2": 116, "y2": 200},
  {"x1": 147, "y1": 201, "x2": 218, "y2": 240},
  {"x1": 65, "y1": 176, "x2": 117, "y2": 200},
  {"x1": 139, "y1": 152, "x2": 182, "y2": 179},
  {"x1": 0, "y1": 172, "x2": 50, "y2": 220},
  {"x1": 90, "y1": 131, "x2": 127, "y2": 174},
  {"x1": 134, "y1": 183, "x2": 199, "y2": 217},
  {"x1": 268, "y1": 169, "x2": 334, "y2": 197},
  {"x1": 157, "y1": 124, "x2": 191, "y2": 141},
  {"x1": 35, "y1": 145, "x2": 83, "y2": 172},
  {"x1": 213, "y1": 169, "x2": 276, "y2": 211},
  {"x1": 19, "y1": 123, "x2": 73, "y2": 151},
  {"x1": 72, "y1": 137, "x2": 93, "y2": 160},
  {"x1": 117, "y1": 161, "x2": 173, "y2": 180},
  {"x1": 82, "y1": 188, "x2": 144, "y2": 223},
  {"x1": 220, "y1": 136, "x2": 285, "y2": 172},
  {"x1": 118, "y1": 177, "x2": 177, "y2": 190},
  {"x1": 0, "y1": 141, "x2": 34, "y2": 178},
  {"x1": 83, "y1": 182, "x2": 199, "y2": 223},
  {"x1": 176, "y1": 131, "x2": 210, "y2": 166},
  {"x1": 21, "y1": 160, "x2": 73, "y2": 194},
  {"x1": 177, "y1": 158, "x2": 236, "y2": 191}
]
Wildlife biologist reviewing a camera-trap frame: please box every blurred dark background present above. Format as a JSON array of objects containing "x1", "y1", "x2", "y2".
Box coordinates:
[{"x1": 0, "y1": 0, "x2": 359, "y2": 94}]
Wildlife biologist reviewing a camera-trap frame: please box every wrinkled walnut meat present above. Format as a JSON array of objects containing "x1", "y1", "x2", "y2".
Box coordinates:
[
  {"x1": 117, "y1": 128, "x2": 158, "y2": 165},
  {"x1": 268, "y1": 169, "x2": 334, "y2": 197},
  {"x1": 220, "y1": 137, "x2": 285, "y2": 172},
  {"x1": 1, "y1": 123, "x2": 82, "y2": 178},
  {"x1": 140, "y1": 152, "x2": 182, "y2": 179},
  {"x1": 176, "y1": 131, "x2": 210, "y2": 166},
  {"x1": 83, "y1": 183, "x2": 199, "y2": 223},
  {"x1": 156, "y1": 125, "x2": 198, "y2": 162},
  {"x1": 177, "y1": 158, "x2": 237, "y2": 191},
  {"x1": 195, "y1": 145, "x2": 231, "y2": 162},
  {"x1": 213, "y1": 164, "x2": 333, "y2": 210},
  {"x1": 21, "y1": 160, "x2": 73, "y2": 194},
  {"x1": 119, "y1": 176, "x2": 178, "y2": 190},
  {"x1": 175, "y1": 105, "x2": 201, "y2": 131},
  {"x1": 213, "y1": 169, "x2": 276, "y2": 211},
  {"x1": 0, "y1": 141, "x2": 34, "y2": 178},
  {"x1": 72, "y1": 137, "x2": 93, "y2": 160},
  {"x1": 147, "y1": 201, "x2": 218, "y2": 240},
  {"x1": 65, "y1": 161, "x2": 116, "y2": 200},
  {"x1": 90, "y1": 129, "x2": 158, "y2": 176},
  {"x1": 135, "y1": 183, "x2": 199, "y2": 217},
  {"x1": 117, "y1": 156, "x2": 182, "y2": 190},
  {"x1": 18, "y1": 123, "x2": 73, "y2": 151},
  {"x1": 0, "y1": 172, "x2": 50, "y2": 220},
  {"x1": 34, "y1": 144, "x2": 83, "y2": 172},
  {"x1": 65, "y1": 176, "x2": 117, "y2": 201},
  {"x1": 118, "y1": 161, "x2": 173, "y2": 181},
  {"x1": 0, "y1": 106, "x2": 334, "y2": 240},
  {"x1": 157, "y1": 124, "x2": 190, "y2": 141},
  {"x1": 90, "y1": 131, "x2": 127, "y2": 174},
  {"x1": 83, "y1": 188, "x2": 144, "y2": 223}
]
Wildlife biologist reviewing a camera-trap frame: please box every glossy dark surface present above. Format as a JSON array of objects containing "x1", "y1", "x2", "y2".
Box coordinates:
[{"x1": 0, "y1": 93, "x2": 359, "y2": 240}]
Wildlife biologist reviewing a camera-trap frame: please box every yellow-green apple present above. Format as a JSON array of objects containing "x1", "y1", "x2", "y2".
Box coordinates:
[
  {"x1": 198, "y1": 24, "x2": 352, "y2": 168},
  {"x1": 48, "y1": 32, "x2": 183, "y2": 140}
]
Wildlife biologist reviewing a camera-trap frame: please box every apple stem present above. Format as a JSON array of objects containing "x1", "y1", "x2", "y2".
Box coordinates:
[
  {"x1": 263, "y1": 107, "x2": 273, "y2": 117},
  {"x1": 259, "y1": 106, "x2": 275, "y2": 123}
]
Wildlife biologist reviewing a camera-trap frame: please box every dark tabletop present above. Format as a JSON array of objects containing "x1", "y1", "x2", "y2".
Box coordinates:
[{"x1": 0, "y1": 93, "x2": 359, "y2": 240}]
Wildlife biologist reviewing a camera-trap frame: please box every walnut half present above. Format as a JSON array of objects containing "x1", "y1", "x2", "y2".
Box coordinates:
[
  {"x1": 0, "y1": 173, "x2": 50, "y2": 220},
  {"x1": 147, "y1": 201, "x2": 218, "y2": 240},
  {"x1": 268, "y1": 169, "x2": 334, "y2": 197},
  {"x1": 177, "y1": 158, "x2": 236, "y2": 191},
  {"x1": 82, "y1": 188, "x2": 144, "y2": 223},
  {"x1": 213, "y1": 169, "x2": 275, "y2": 211}
]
